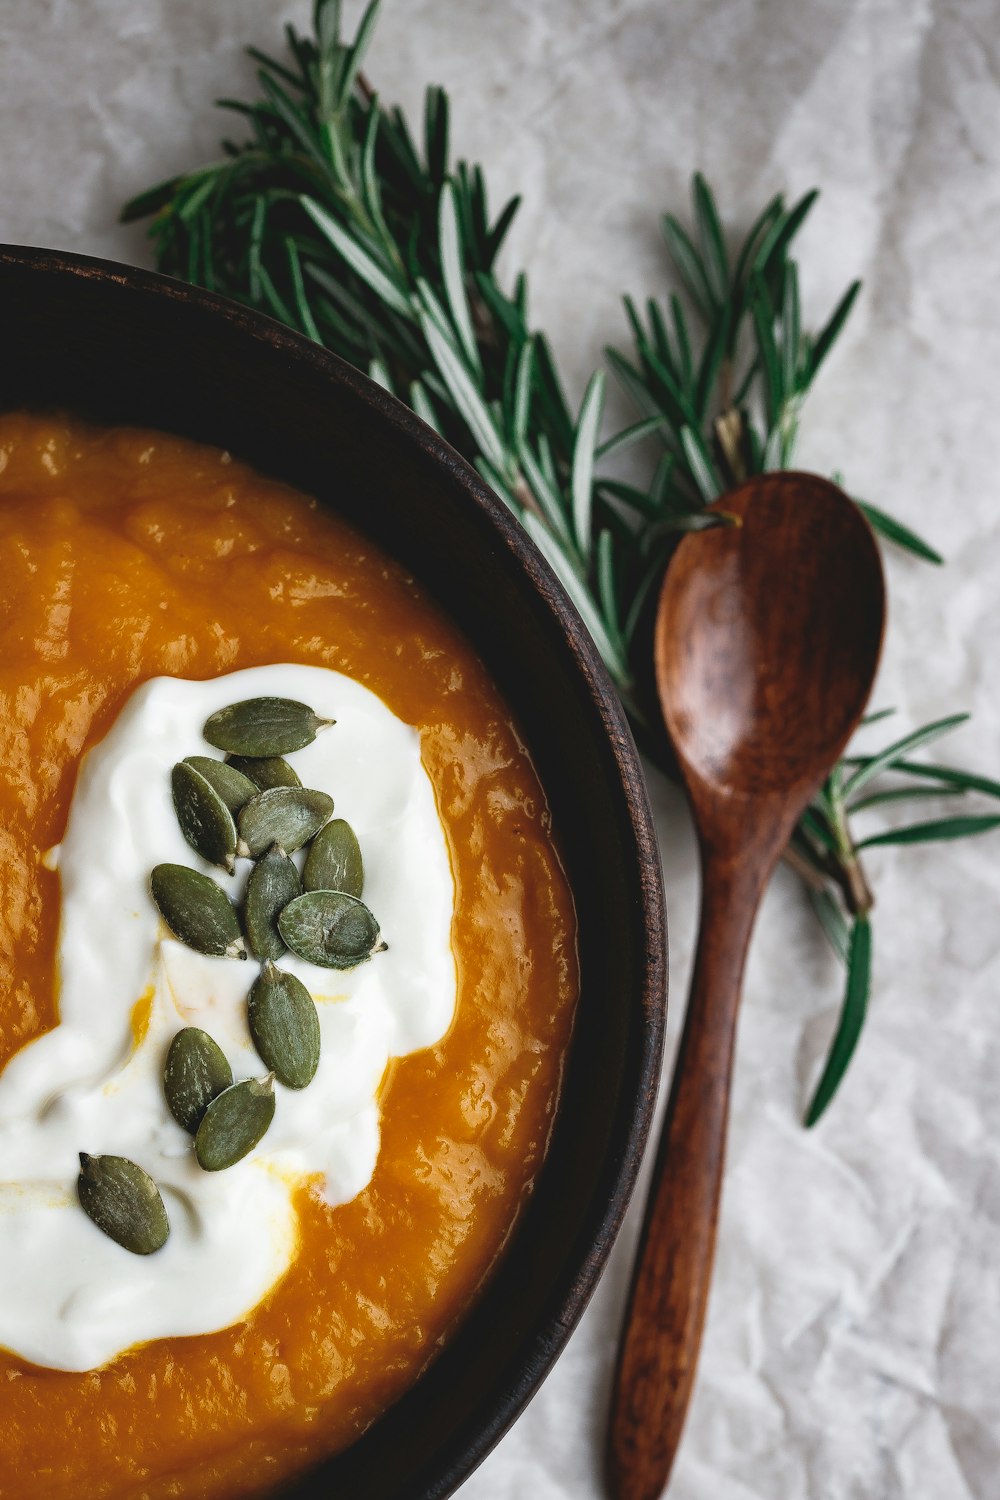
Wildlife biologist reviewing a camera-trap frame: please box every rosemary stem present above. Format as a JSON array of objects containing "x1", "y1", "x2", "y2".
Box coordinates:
[
  {"x1": 782, "y1": 843, "x2": 830, "y2": 894},
  {"x1": 834, "y1": 850, "x2": 875, "y2": 917}
]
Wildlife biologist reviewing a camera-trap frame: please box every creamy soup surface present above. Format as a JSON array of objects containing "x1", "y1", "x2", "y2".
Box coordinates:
[{"x1": 0, "y1": 414, "x2": 577, "y2": 1500}]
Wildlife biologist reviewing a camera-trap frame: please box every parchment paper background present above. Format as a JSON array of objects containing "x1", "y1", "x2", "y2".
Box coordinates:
[{"x1": 1, "y1": 2, "x2": 998, "y2": 1496}]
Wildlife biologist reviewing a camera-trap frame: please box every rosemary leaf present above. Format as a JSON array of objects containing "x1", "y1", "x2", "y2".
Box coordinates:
[
  {"x1": 419, "y1": 308, "x2": 507, "y2": 469},
  {"x1": 885, "y1": 761, "x2": 1000, "y2": 801},
  {"x1": 679, "y1": 425, "x2": 722, "y2": 502},
  {"x1": 302, "y1": 197, "x2": 412, "y2": 315},
  {"x1": 340, "y1": 0, "x2": 382, "y2": 105},
  {"x1": 511, "y1": 339, "x2": 535, "y2": 446},
  {"x1": 809, "y1": 887, "x2": 851, "y2": 964},
  {"x1": 748, "y1": 274, "x2": 783, "y2": 424},
  {"x1": 521, "y1": 512, "x2": 630, "y2": 688},
  {"x1": 809, "y1": 279, "x2": 862, "y2": 380},
  {"x1": 662, "y1": 212, "x2": 714, "y2": 315},
  {"x1": 438, "y1": 180, "x2": 481, "y2": 378},
  {"x1": 856, "y1": 814, "x2": 1000, "y2": 850},
  {"x1": 843, "y1": 714, "x2": 970, "y2": 802},
  {"x1": 571, "y1": 373, "x2": 606, "y2": 556},
  {"x1": 805, "y1": 915, "x2": 872, "y2": 1127},
  {"x1": 409, "y1": 378, "x2": 442, "y2": 434},
  {"x1": 855, "y1": 499, "x2": 944, "y2": 565},
  {"x1": 753, "y1": 189, "x2": 818, "y2": 281},
  {"x1": 849, "y1": 785, "x2": 966, "y2": 814},
  {"x1": 691, "y1": 173, "x2": 729, "y2": 304}
]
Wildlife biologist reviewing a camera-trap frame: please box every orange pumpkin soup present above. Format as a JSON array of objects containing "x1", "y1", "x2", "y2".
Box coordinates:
[{"x1": 0, "y1": 413, "x2": 577, "y2": 1499}]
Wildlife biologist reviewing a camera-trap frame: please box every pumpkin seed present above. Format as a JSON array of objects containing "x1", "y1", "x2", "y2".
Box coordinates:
[
  {"x1": 236, "y1": 787, "x2": 334, "y2": 860},
  {"x1": 183, "y1": 756, "x2": 258, "y2": 814},
  {"x1": 150, "y1": 864, "x2": 246, "y2": 960},
  {"x1": 77, "y1": 1153, "x2": 170, "y2": 1255},
  {"x1": 244, "y1": 842, "x2": 301, "y2": 960},
  {"x1": 226, "y1": 754, "x2": 301, "y2": 791},
  {"x1": 203, "y1": 697, "x2": 333, "y2": 757},
  {"x1": 171, "y1": 762, "x2": 238, "y2": 873},
  {"x1": 164, "y1": 1027, "x2": 234, "y2": 1134},
  {"x1": 248, "y1": 960, "x2": 321, "y2": 1089},
  {"x1": 303, "y1": 818, "x2": 364, "y2": 899},
  {"x1": 278, "y1": 890, "x2": 385, "y2": 970},
  {"x1": 195, "y1": 1076, "x2": 276, "y2": 1171}
]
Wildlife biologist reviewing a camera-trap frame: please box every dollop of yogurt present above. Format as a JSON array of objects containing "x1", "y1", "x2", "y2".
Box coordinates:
[{"x1": 0, "y1": 665, "x2": 456, "y2": 1372}]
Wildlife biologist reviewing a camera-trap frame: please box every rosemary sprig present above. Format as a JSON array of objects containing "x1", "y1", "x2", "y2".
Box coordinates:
[
  {"x1": 123, "y1": 0, "x2": 999, "y2": 1124},
  {"x1": 123, "y1": 0, "x2": 640, "y2": 711},
  {"x1": 603, "y1": 175, "x2": 944, "y2": 574},
  {"x1": 607, "y1": 178, "x2": 996, "y2": 1122},
  {"x1": 794, "y1": 714, "x2": 1000, "y2": 1123}
]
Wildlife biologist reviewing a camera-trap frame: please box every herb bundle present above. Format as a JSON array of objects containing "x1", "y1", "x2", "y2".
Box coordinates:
[{"x1": 123, "y1": 0, "x2": 1000, "y2": 1124}]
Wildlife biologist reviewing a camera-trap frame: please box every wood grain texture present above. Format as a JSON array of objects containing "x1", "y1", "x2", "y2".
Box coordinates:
[{"x1": 608, "y1": 473, "x2": 885, "y2": 1500}]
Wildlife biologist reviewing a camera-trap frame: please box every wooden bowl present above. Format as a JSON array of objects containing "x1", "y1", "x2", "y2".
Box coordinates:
[{"x1": 0, "y1": 246, "x2": 667, "y2": 1500}]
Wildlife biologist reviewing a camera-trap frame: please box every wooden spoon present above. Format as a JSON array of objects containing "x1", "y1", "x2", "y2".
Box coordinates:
[{"x1": 607, "y1": 472, "x2": 885, "y2": 1500}]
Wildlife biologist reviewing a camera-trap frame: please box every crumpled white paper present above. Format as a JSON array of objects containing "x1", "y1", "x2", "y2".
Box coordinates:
[{"x1": 1, "y1": 2, "x2": 998, "y2": 1496}]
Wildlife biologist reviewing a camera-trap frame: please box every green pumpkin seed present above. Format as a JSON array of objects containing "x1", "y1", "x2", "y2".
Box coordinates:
[
  {"x1": 244, "y1": 843, "x2": 301, "y2": 960},
  {"x1": 236, "y1": 787, "x2": 334, "y2": 860},
  {"x1": 183, "y1": 756, "x2": 258, "y2": 814},
  {"x1": 171, "y1": 762, "x2": 238, "y2": 873},
  {"x1": 278, "y1": 890, "x2": 385, "y2": 970},
  {"x1": 77, "y1": 1153, "x2": 170, "y2": 1255},
  {"x1": 150, "y1": 864, "x2": 246, "y2": 960},
  {"x1": 203, "y1": 697, "x2": 333, "y2": 757},
  {"x1": 303, "y1": 818, "x2": 364, "y2": 899},
  {"x1": 226, "y1": 754, "x2": 302, "y2": 791},
  {"x1": 164, "y1": 1027, "x2": 234, "y2": 1134},
  {"x1": 248, "y1": 960, "x2": 321, "y2": 1089},
  {"x1": 195, "y1": 1076, "x2": 276, "y2": 1171}
]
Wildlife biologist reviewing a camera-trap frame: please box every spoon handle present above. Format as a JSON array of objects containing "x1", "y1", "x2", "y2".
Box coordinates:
[{"x1": 607, "y1": 852, "x2": 766, "y2": 1500}]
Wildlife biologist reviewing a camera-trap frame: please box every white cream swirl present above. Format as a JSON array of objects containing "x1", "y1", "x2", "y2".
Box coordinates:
[{"x1": 0, "y1": 665, "x2": 456, "y2": 1372}]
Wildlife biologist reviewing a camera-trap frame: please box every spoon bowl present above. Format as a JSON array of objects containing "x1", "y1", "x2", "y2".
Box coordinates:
[
  {"x1": 659, "y1": 473, "x2": 885, "y2": 813},
  {"x1": 609, "y1": 473, "x2": 884, "y2": 1500}
]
